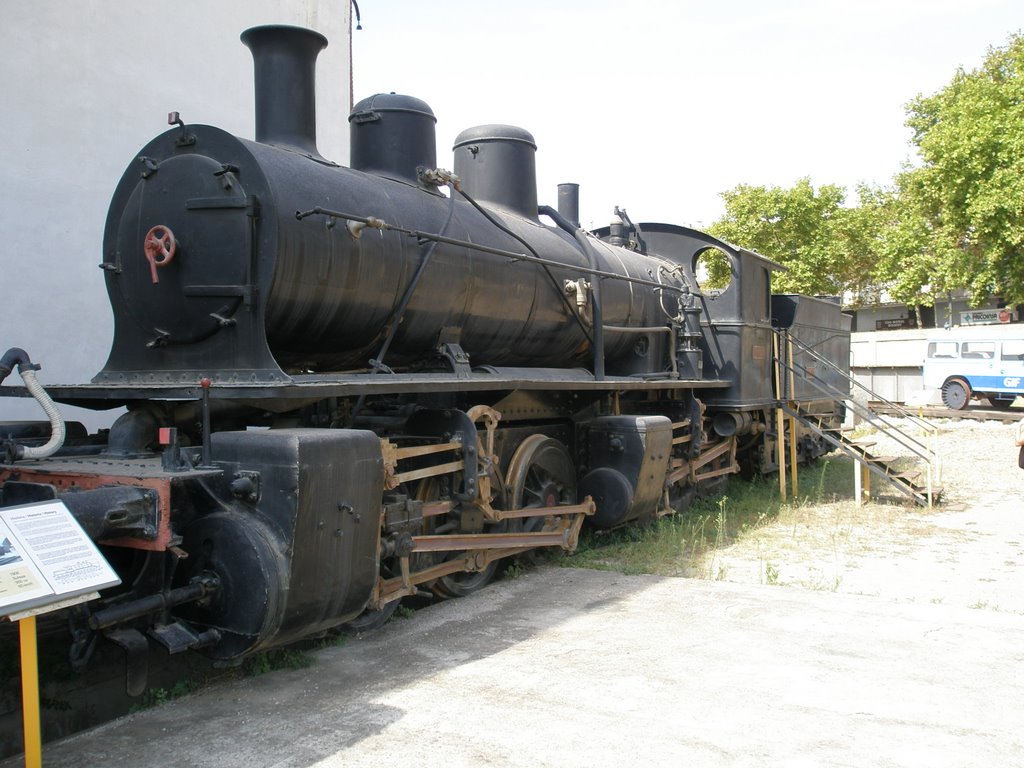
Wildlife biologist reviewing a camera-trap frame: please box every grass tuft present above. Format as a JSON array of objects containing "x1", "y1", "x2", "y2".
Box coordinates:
[{"x1": 560, "y1": 458, "x2": 856, "y2": 578}]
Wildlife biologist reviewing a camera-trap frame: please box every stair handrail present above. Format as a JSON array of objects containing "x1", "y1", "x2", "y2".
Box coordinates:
[
  {"x1": 779, "y1": 401, "x2": 934, "y2": 505},
  {"x1": 777, "y1": 330, "x2": 939, "y2": 456},
  {"x1": 774, "y1": 328, "x2": 941, "y2": 507},
  {"x1": 774, "y1": 345, "x2": 935, "y2": 464},
  {"x1": 781, "y1": 330, "x2": 937, "y2": 436}
]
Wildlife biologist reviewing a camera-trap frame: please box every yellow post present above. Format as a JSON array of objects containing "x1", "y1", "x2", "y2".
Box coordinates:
[
  {"x1": 787, "y1": 339, "x2": 798, "y2": 498},
  {"x1": 19, "y1": 615, "x2": 42, "y2": 768},
  {"x1": 776, "y1": 408, "x2": 787, "y2": 501},
  {"x1": 854, "y1": 460, "x2": 863, "y2": 507},
  {"x1": 773, "y1": 333, "x2": 786, "y2": 501},
  {"x1": 788, "y1": 413, "x2": 798, "y2": 496}
]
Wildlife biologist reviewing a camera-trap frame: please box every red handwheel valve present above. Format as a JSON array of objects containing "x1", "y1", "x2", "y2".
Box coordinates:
[{"x1": 143, "y1": 225, "x2": 177, "y2": 284}]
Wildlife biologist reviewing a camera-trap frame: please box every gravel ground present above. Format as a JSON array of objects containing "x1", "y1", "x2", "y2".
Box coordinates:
[{"x1": 708, "y1": 415, "x2": 1024, "y2": 612}]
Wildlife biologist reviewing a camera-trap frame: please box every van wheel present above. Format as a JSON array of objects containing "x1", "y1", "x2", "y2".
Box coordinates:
[{"x1": 942, "y1": 378, "x2": 971, "y2": 410}]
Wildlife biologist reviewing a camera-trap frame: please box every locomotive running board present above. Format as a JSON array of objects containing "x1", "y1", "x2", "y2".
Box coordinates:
[{"x1": 8, "y1": 373, "x2": 733, "y2": 411}]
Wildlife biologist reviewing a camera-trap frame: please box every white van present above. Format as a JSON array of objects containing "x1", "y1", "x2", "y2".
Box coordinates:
[{"x1": 923, "y1": 326, "x2": 1024, "y2": 409}]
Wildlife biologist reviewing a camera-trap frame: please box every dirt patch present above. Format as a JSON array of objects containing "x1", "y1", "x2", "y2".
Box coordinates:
[{"x1": 706, "y1": 417, "x2": 1024, "y2": 612}]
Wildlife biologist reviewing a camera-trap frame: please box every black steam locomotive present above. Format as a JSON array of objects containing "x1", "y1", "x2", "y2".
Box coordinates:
[{"x1": 0, "y1": 26, "x2": 849, "y2": 692}]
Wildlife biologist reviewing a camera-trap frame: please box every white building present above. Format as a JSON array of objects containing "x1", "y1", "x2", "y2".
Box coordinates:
[{"x1": 0, "y1": 2, "x2": 352, "y2": 429}]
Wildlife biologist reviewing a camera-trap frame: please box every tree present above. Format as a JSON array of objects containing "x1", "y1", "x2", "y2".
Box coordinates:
[
  {"x1": 898, "y1": 34, "x2": 1024, "y2": 306},
  {"x1": 707, "y1": 178, "x2": 878, "y2": 298},
  {"x1": 706, "y1": 35, "x2": 1024, "y2": 309}
]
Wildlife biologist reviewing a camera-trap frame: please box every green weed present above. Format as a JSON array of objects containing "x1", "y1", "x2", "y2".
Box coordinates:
[
  {"x1": 131, "y1": 680, "x2": 194, "y2": 712},
  {"x1": 245, "y1": 647, "x2": 313, "y2": 676},
  {"x1": 394, "y1": 605, "x2": 416, "y2": 620},
  {"x1": 560, "y1": 458, "x2": 852, "y2": 579}
]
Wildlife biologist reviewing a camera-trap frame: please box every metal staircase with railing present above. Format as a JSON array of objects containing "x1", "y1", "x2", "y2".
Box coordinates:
[{"x1": 774, "y1": 329, "x2": 942, "y2": 507}]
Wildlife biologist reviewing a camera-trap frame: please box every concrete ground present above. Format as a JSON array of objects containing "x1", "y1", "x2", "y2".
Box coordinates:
[{"x1": 5, "y1": 565, "x2": 1023, "y2": 768}]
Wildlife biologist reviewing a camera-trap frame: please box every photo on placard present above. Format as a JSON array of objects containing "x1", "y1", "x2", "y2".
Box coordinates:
[{"x1": 0, "y1": 536, "x2": 22, "y2": 567}]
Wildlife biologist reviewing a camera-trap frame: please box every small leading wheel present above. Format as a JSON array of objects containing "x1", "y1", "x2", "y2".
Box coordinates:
[
  {"x1": 433, "y1": 469, "x2": 509, "y2": 599},
  {"x1": 433, "y1": 553, "x2": 497, "y2": 598},
  {"x1": 343, "y1": 597, "x2": 399, "y2": 633},
  {"x1": 506, "y1": 435, "x2": 577, "y2": 536},
  {"x1": 942, "y1": 378, "x2": 971, "y2": 410},
  {"x1": 343, "y1": 556, "x2": 402, "y2": 633}
]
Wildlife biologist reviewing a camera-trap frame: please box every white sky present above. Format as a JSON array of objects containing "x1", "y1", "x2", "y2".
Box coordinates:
[{"x1": 351, "y1": 0, "x2": 1021, "y2": 230}]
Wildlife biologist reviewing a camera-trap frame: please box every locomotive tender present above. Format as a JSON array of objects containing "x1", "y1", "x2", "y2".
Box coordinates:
[{"x1": 0, "y1": 25, "x2": 850, "y2": 691}]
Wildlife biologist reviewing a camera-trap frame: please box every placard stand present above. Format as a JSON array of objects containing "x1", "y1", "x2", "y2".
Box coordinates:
[
  {"x1": 1, "y1": 499, "x2": 121, "y2": 767},
  {"x1": 8, "y1": 594, "x2": 99, "y2": 768},
  {"x1": 17, "y1": 614, "x2": 39, "y2": 768}
]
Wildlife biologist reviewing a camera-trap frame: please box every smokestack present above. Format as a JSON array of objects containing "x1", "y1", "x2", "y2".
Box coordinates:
[
  {"x1": 240, "y1": 25, "x2": 327, "y2": 158},
  {"x1": 557, "y1": 183, "x2": 580, "y2": 228}
]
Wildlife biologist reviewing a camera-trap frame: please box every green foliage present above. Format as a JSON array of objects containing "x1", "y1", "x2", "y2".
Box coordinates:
[
  {"x1": 706, "y1": 33, "x2": 1024, "y2": 308},
  {"x1": 131, "y1": 680, "x2": 194, "y2": 712},
  {"x1": 313, "y1": 631, "x2": 348, "y2": 650},
  {"x1": 562, "y1": 477, "x2": 772, "y2": 576},
  {"x1": 503, "y1": 559, "x2": 526, "y2": 580},
  {"x1": 559, "y1": 459, "x2": 851, "y2": 578},
  {"x1": 245, "y1": 647, "x2": 313, "y2": 676},
  {"x1": 899, "y1": 34, "x2": 1024, "y2": 305},
  {"x1": 708, "y1": 178, "x2": 880, "y2": 299},
  {"x1": 393, "y1": 605, "x2": 416, "y2": 619}
]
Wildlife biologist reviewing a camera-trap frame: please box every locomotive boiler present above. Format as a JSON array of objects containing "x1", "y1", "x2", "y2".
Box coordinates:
[
  {"x1": 0, "y1": 24, "x2": 851, "y2": 696},
  {"x1": 100, "y1": 26, "x2": 695, "y2": 384}
]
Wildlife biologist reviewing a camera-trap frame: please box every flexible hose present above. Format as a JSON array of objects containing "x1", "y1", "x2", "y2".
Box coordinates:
[
  {"x1": 17, "y1": 369, "x2": 66, "y2": 459},
  {"x1": 0, "y1": 347, "x2": 31, "y2": 381},
  {"x1": 0, "y1": 348, "x2": 66, "y2": 461}
]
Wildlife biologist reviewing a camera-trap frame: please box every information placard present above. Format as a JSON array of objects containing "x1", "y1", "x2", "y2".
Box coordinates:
[{"x1": 0, "y1": 500, "x2": 120, "y2": 618}]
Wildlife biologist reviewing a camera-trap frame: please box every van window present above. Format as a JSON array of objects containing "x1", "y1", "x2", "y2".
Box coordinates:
[
  {"x1": 1001, "y1": 340, "x2": 1024, "y2": 361},
  {"x1": 961, "y1": 341, "x2": 995, "y2": 359},
  {"x1": 927, "y1": 341, "x2": 958, "y2": 359}
]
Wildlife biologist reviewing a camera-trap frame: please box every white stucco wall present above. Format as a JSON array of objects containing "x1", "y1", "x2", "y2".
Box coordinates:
[{"x1": 0, "y1": 1, "x2": 351, "y2": 429}]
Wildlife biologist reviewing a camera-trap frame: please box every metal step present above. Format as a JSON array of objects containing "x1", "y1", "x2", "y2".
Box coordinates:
[
  {"x1": 777, "y1": 328, "x2": 941, "y2": 509},
  {"x1": 892, "y1": 470, "x2": 922, "y2": 481}
]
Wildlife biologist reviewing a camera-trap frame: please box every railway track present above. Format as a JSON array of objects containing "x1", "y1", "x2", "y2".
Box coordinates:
[{"x1": 867, "y1": 402, "x2": 1023, "y2": 424}]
